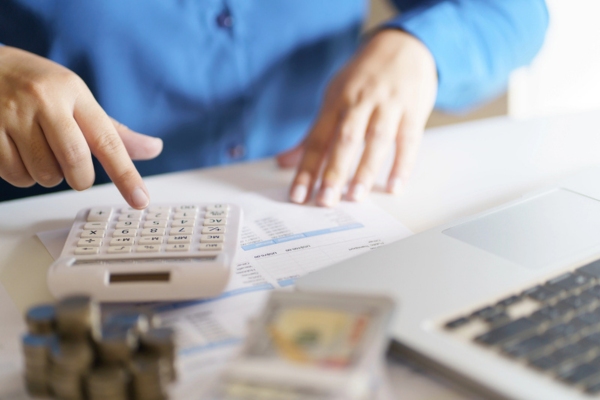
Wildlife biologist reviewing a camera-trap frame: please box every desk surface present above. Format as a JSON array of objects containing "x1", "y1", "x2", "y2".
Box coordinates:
[
  {"x1": 2, "y1": 110, "x2": 600, "y2": 399},
  {"x1": 2, "y1": 110, "x2": 600, "y2": 313}
]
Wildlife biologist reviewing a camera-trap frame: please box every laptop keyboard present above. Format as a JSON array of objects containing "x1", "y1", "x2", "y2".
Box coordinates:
[{"x1": 444, "y1": 259, "x2": 600, "y2": 394}]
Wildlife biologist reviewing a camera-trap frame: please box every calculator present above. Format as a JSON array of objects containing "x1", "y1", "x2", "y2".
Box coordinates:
[{"x1": 47, "y1": 204, "x2": 242, "y2": 302}]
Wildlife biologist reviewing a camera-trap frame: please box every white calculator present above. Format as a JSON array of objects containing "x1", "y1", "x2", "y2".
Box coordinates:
[{"x1": 47, "y1": 204, "x2": 242, "y2": 302}]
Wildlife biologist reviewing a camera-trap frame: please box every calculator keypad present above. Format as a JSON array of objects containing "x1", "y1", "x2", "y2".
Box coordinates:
[{"x1": 74, "y1": 204, "x2": 230, "y2": 255}]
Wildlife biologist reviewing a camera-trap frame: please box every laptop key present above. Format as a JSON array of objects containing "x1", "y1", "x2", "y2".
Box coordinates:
[
  {"x1": 582, "y1": 332, "x2": 600, "y2": 345},
  {"x1": 445, "y1": 316, "x2": 470, "y2": 329},
  {"x1": 554, "y1": 294, "x2": 596, "y2": 316},
  {"x1": 531, "y1": 306, "x2": 562, "y2": 323},
  {"x1": 586, "y1": 285, "x2": 600, "y2": 298},
  {"x1": 497, "y1": 295, "x2": 522, "y2": 308},
  {"x1": 545, "y1": 323, "x2": 581, "y2": 341},
  {"x1": 586, "y1": 381, "x2": 600, "y2": 394},
  {"x1": 552, "y1": 341, "x2": 595, "y2": 364},
  {"x1": 471, "y1": 306, "x2": 497, "y2": 319},
  {"x1": 484, "y1": 311, "x2": 510, "y2": 326},
  {"x1": 557, "y1": 363, "x2": 600, "y2": 384},
  {"x1": 547, "y1": 273, "x2": 594, "y2": 293},
  {"x1": 570, "y1": 313, "x2": 600, "y2": 330},
  {"x1": 524, "y1": 285, "x2": 562, "y2": 302},
  {"x1": 502, "y1": 333, "x2": 555, "y2": 358},
  {"x1": 576, "y1": 260, "x2": 600, "y2": 279},
  {"x1": 529, "y1": 353, "x2": 563, "y2": 371},
  {"x1": 475, "y1": 318, "x2": 539, "y2": 346}
]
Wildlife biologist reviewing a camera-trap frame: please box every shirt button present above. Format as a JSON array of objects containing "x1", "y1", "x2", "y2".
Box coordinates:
[
  {"x1": 216, "y1": 10, "x2": 233, "y2": 29},
  {"x1": 228, "y1": 144, "x2": 245, "y2": 159}
]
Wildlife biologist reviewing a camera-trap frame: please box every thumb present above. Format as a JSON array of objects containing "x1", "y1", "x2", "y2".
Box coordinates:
[
  {"x1": 276, "y1": 143, "x2": 304, "y2": 169},
  {"x1": 111, "y1": 118, "x2": 163, "y2": 160}
]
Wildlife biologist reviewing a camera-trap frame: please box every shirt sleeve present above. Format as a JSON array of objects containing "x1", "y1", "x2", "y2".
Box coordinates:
[{"x1": 384, "y1": 0, "x2": 549, "y2": 111}]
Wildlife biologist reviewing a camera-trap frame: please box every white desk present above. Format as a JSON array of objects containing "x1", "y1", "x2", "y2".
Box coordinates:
[{"x1": 2, "y1": 110, "x2": 600, "y2": 397}]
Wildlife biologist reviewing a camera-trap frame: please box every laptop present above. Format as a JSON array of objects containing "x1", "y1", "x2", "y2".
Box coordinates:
[{"x1": 297, "y1": 165, "x2": 600, "y2": 399}]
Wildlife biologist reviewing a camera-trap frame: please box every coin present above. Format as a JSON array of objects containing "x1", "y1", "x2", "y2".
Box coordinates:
[
  {"x1": 56, "y1": 295, "x2": 101, "y2": 339},
  {"x1": 97, "y1": 325, "x2": 137, "y2": 364},
  {"x1": 25, "y1": 304, "x2": 56, "y2": 335},
  {"x1": 85, "y1": 365, "x2": 130, "y2": 400}
]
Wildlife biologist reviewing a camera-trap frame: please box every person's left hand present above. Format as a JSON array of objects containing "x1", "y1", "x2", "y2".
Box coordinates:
[{"x1": 277, "y1": 29, "x2": 437, "y2": 207}]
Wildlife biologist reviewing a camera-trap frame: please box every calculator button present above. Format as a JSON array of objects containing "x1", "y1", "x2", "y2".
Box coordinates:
[
  {"x1": 202, "y1": 226, "x2": 225, "y2": 234},
  {"x1": 118, "y1": 212, "x2": 142, "y2": 221},
  {"x1": 200, "y1": 234, "x2": 224, "y2": 243},
  {"x1": 166, "y1": 244, "x2": 190, "y2": 252},
  {"x1": 172, "y1": 219, "x2": 194, "y2": 227},
  {"x1": 144, "y1": 220, "x2": 167, "y2": 228},
  {"x1": 146, "y1": 213, "x2": 169, "y2": 221},
  {"x1": 81, "y1": 229, "x2": 106, "y2": 238},
  {"x1": 141, "y1": 228, "x2": 165, "y2": 236},
  {"x1": 110, "y1": 237, "x2": 135, "y2": 245},
  {"x1": 167, "y1": 235, "x2": 191, "y2": 244},
  {"x1": 169, "y1": 227, "x2": 193, "y2": 235},
  {"x1": 77, "y1": 238, "x2": 102, "y2": 247},
  {"x1": 87, "y1": 208, "x2": 112, "y2": 222},
  {"x1": 149, "y1": 206, "x2": 172, "y2": 213},
  {"x1": 84, "y1": 222, "x2": 107, "y2": 230},
  {"x1": 203, "y1": 218, "x2": 226, "y2": 226},
  {"x1": 136, "y1": 245, "x2": 160, "y2": 253},
  {"x1": 174, "y1": 212, "x2": 197, "y2": 219},
  {"x1": 108, "y1": 246, "x2": 132, "y2": 254},
  {"x1": 207, "y1": 204, "x2": 229, "y2": 211},
  {"x1": 199, "y1": 243, "x2": 223, "y2": 251},
  {"x1": 113, "y1": 229, "x2": 137, "y2": 237},
  {"x1": 206, "y1": 210, "x2": 227, "y2": 217},
  {"x1": 116, "y1": 221, "x2": 139, "y2": 229},
  {"x1": 176, "y1": 205, "x2": 198, "y2": 212},
  {"x1": 75, "y1": 247, "x2": 100, "y2": 255},
  {"x1": 139, "y1": 236, "x2": 163, "y2": 245}
]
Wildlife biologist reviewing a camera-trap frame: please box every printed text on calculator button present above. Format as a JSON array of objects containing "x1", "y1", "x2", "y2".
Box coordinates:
[
  {"x1": 200, "y1": 234, "x2": 224, "y2": 243},
  {"x1": 113, "y1": 229, "x2": 137, "y2": 237},
  {"x1": 141, "y1": 228, "x2": 165, "y2": 236},
  {"x1": 169, "y1": 227, "x2": 193, "y2": 235},
  {"x1": 202, "y1": 226, "x2": 225, "y2": 234},
  {"x1": 200, "y1": 243, "x2": 223, "y2": 251},
  {"x1": 168, "y1": 236, "x2": 191, "y2": 244},
  {"x1": 77, "y1": 238, "x2": 102, "y2": 247},
  {"x1": 81, "y1": 229, "x2": 105, "y2": 238},
  {"x1": 87, "y1": 207, "x2": 112, "y2": 222}
]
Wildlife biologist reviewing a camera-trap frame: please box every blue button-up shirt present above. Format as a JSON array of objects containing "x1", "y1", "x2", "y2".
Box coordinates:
[{"x1": 0, "y1": 0, "x2": 548, "y2": 200}]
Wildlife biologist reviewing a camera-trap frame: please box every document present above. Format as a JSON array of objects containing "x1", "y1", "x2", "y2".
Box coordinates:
[{"x1": 33, "y1": 189, "x2": 466, "y2": 398}]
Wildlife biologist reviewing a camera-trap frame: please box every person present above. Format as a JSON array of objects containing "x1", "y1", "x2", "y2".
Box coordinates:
[{"x1": 0, "y1": 0, "x2": 548, "y2": 209}]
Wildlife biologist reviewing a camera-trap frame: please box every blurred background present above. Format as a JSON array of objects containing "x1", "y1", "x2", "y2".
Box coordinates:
[{"x1": 368, "y1": 0, "x2": 598, "y2": 127}]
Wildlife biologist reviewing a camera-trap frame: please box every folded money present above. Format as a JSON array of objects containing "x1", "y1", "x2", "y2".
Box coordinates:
[{"x1": 208, "y1": 290, "x2": 395, "y2": 400}]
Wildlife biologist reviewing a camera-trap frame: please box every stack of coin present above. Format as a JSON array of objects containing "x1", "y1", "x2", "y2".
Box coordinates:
[
  {"x1": 104, "y1": 311, "x2": 150, "y2": 336},
  {"x1": 140, "y1": 327, "x2": 177, "y2": 382},
  {"x1": 21, "y1": 333, "x2": 53, "y2": 396},
  {"x1": 55, "y1": 295, "x2": 100, "y2": 339},
  {"x1": 129, "y1": 353, "x2": 170, "y2": 400},
  {"x1": 85, "y1": 365, "x2": 130, "y2": 400},
  {"x1": 26, "y1": 304, "x2": 56, "y2": 334},
  {"x1": 96, "y1": 326, "x2": 138, "y2": 365},
  {"x1": 21, "y1": 295, "x2": 177, "y2": 399},
  {"x1": 49, "y1": 337, "x2": 94, "y2": 400}
]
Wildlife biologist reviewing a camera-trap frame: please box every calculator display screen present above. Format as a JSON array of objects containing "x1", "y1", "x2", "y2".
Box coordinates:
[{"x1": 109, "y1": 272, "x2": 171, "y2": 283}]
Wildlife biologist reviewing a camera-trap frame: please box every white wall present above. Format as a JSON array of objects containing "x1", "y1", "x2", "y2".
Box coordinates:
[{"x1": 509, "y1": 0, "x2": 600, "y2": 118}]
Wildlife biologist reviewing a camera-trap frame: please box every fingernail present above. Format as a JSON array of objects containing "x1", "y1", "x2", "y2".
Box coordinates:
[
  {"x1": 290, "y1": 184, "x2": 308, "y2": 204},
  {"x1": 131, "y1": 186, "x2": 149, "y2": 209},
  {"x1": 388, "y1": 178, "x2": 403, "y2": 195},
  {"x1": 349, "y1": 183, "x2": 367, "y2": 202},
  {"x1": 319, "y1": 186, "x2": 338, "y2": 207}
]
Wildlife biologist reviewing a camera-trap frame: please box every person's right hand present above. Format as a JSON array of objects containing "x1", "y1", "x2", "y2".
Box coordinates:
[{"x1": 0, "y1": 46, "x2": 163, "y2": 209}]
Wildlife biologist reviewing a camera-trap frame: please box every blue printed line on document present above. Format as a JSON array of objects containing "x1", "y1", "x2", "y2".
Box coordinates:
[
  {"x1": 179, "y1": 337, "x2": 243, "y2": 356},
  {"x1": 277, "y1": 278, "x2": 296, "y2": 287},
  {"x1": 153, "y1": 283, "x2": 274, "y2": 312},
  {"x1": 241, "y1": 223, "x2": 364, "y2": 251}
]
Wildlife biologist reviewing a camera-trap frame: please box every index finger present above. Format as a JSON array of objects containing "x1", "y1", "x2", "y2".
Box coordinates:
[{"x1": 74, "y1": 96, "x2": 150, "y2": 209}]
